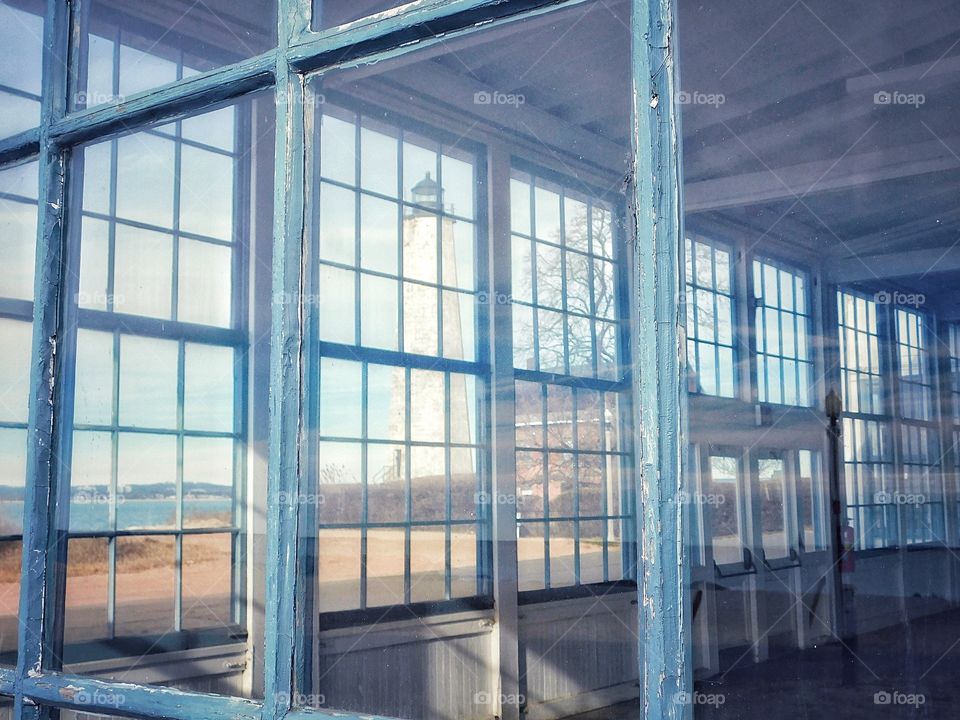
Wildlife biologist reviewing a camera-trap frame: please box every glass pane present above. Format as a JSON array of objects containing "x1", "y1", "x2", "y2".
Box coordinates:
[
  {"x1": 0, "y1": 539, "x2": 20, "y2": 658},
  {"x1": 679, "y1": 0, "x2": 960, "y2": 707},
  {"x1": 318, "y1": 441, "x2": 361, "y2": 525},
  {"x1": 0, "y1": 319, "x2": 32, "y2": 424},
  {"x1": 178, "y1": 239, "x2": 232, "y2": 327},
  {"x1": 118, "y1": 335, "x2": 178, "y2": 429},
  {"x1": 0, "y1": 160, "x2": 39, "y2": 300},
  {"x1": 183, "y1": 437, "x2": 233, "y2": 528},
  {"x1": 0, "y1": 0, "x2": 43, "y2": 138},
  {"x1": 183, "y1": 343, "x2": 234, "y2": 432},
  {"x1": 300, "y1": 2, "x2": 633, "y2": 716},
  {"x1": 74, "y1": 0, "x2": 277, "y2": 111},
  {"x1": 313, "y1": 0, "x2": 408, "y2": 31},
  {"x1": 319, "y1": 358, "x2": 362, "y2": 439},
  {"x1": 62, "y1": 93, "x2": 275, "y2": 699},
  {"x1": 317, "y1": 527, "x2": 361, "y2": 613},
  {"x1": 181, "y1": 533, "x2": 234, "y2": 629},
  {"x1": 114, "y1": 535, "x2": 176, "y2": 636},
  {"x1": 0, "y1": 158, "x2": 37, "y2": 669},
  {"x1": 64, "y1": 537, "x2": 109, "y2": 643},
  {"x1": 708, "y1": 456, "x2": 741, "y2": 566},
  {"x1": 758, "y1": 457, "x2": 788, "y2": 560},
  {"x1": 116, "y1": 432, "x2": 177, "y2": 529}
]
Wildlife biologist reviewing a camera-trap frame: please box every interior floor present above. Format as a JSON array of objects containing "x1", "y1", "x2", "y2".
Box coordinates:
[{"x1": 564, "y1": 605, "x2": 960, "y2": 719}]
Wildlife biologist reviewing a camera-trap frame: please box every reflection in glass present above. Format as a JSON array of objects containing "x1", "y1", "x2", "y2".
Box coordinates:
[
  {"x1": 0, "y1": 0, "x2": 43, "y2": 138},
  {"x1": 0, "y1": 160, "x2": 39, "y2": 300},
  {"x1": 708, "y1": 455, "x2": 741, "y2": 566},
  {"x1": 313, "y1": 0, "x2": 409, "y2": 31},
  {"x1": 61, "y1": 93, "x2": 274, "y2": 698},
  {"x1": 74, "y1": 0, "x2": 276, "y2": 111},
  {"x1": 0, "y1": 159, "x2": 38, "y2": 665},
  {"x1": 300, "y1": 3, "x2": 634, "y2": 717},
  {"x1": 757, "y1": 457, "x2": 788, "y2": 560},
  {"x1": 680, "y1": 0, "x2": 960, "y2": 709}
]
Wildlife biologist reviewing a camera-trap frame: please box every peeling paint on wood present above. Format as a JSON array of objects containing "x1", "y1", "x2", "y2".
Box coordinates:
[
  {"x1": 632, "y1": 0, "x2": 691, "y2": 718},
  {"x1": 4, "y1": 0, "x2": 683, "y2": 718}
]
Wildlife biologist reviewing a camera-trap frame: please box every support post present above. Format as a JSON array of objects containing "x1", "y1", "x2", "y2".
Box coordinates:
[
  {"x1": 487, "y1": 144, "x2": 521, "y2": 720},
  {"x1": 632, "y1": 0, "x2": 691, "y2": 717}
]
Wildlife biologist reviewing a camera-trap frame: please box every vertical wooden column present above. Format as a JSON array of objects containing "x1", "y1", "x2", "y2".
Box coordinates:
[
  {"x1": 487, "y1": 143, "x2": 521, "y2": 720},
  {"x1": 15, "y1": 0, "x2": 70, "y2": 718},
  {"x1": 262, "y1": 1, "x2": 309, "y2": 718},
  {"x1": 632, "y1": 0, "x2": 692, "y2": 717}
]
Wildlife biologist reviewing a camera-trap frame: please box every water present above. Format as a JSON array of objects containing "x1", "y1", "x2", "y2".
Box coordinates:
[{"x1": 0, "y1": 498, "x2": 233, "y2": 533}]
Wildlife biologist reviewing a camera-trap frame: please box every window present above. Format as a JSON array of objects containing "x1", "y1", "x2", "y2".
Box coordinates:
[
  {"x1": 797, "y1": 450, "x2": 827, "y2": 552},
  {"x1": 753, "y1": 257, "x2": 812, "y2": 406},
  {"x1": 3, "y1": 0, "x2": 653, "y2": 717},
  {"x1": 73, "y1": 0, "x2": 276, "y2": 111},
  {"x1": 705, "y1": 454, "x2": 742, "y2": 566},
  {"x1": 0, "y1": 0, "x2": 43, "y2": 138},
  {"x1": 511, "y1": 171, "x2": 620, "y2": 380},
  {"x1": 837, "y1": 290, "x2": 884, "y2": 415},
  {"x1": 837, "y1": 290, "x2": 894, "y2": 549},
  {"x1": 685, "y1": 237, "x2": 735, "y2": 397},
  {"x1": 308, "y1": 103, "x2": 488, "y2": 613},
  {"x1": 61, "y1": 94, "x2": 273, "y2": 690},
  {"x1": 0, "y1": 159, "x2": 38, "y2": 663},
  {"x1": 515, "y1": 381, "x2": 631, "y2": 590},
  {"x1": 511, "y1": 171, "x2": 633, "y2": 592},
  {"x1": 895, "y1": 309, "x2": 944, "y2": 544},
  {"x1": 896, "y1": 309, "x2": 934, "y2": 421},
  {"x1": 312, "y1": 104, "x2": 477, "y2": 359}
]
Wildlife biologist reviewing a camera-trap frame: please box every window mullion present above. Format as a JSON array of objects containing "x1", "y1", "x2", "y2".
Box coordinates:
[
  {"x1": 261, "y1": 2, "x2": 306, "y2": 712},
  {"x1": 632, "y1": 0, "x2": 689, "y2": 717},
  {"x1": 487, "y1": 143, "x2": 521, "y2": 720},
  {"x1": 15, "y1": 0, "x2": 70, "y2": 717}
]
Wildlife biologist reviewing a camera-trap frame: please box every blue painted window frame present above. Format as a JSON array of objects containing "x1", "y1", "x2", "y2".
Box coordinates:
[
  {"x1": 305, "y1": 95, "x2": 494, "y2": 618},
  {"x1": 0, "y1": 0, "x2": 691, "y2": 719},
  {"x1": 508, "y1": 162, "x2": 638, "y2": 594}
]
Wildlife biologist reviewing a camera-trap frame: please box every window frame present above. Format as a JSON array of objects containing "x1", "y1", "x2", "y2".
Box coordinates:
[
  {"x1": 2, "y1": 1, "x2": 690, "y2": 720},
  {"x1": 304, "y1": 96, "x2": 493, "y2": 621},
  {"x1": 684, "y1": 233, "x2": 737, "y2": 398},
  {"x1": 507, "y1": 160, "x2": 638, "y2": 597},
  {"x1": 751, "y1": 253, "x2": 815, "y2": 408},
  {"x1": 834, "y1": 288, "x2": 953, "y2": 551}
]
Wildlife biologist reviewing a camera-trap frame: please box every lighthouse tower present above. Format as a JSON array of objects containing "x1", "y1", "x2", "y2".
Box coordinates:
[{"x1": 376, "y1": 172, "x2": 474, "y2": 486}]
